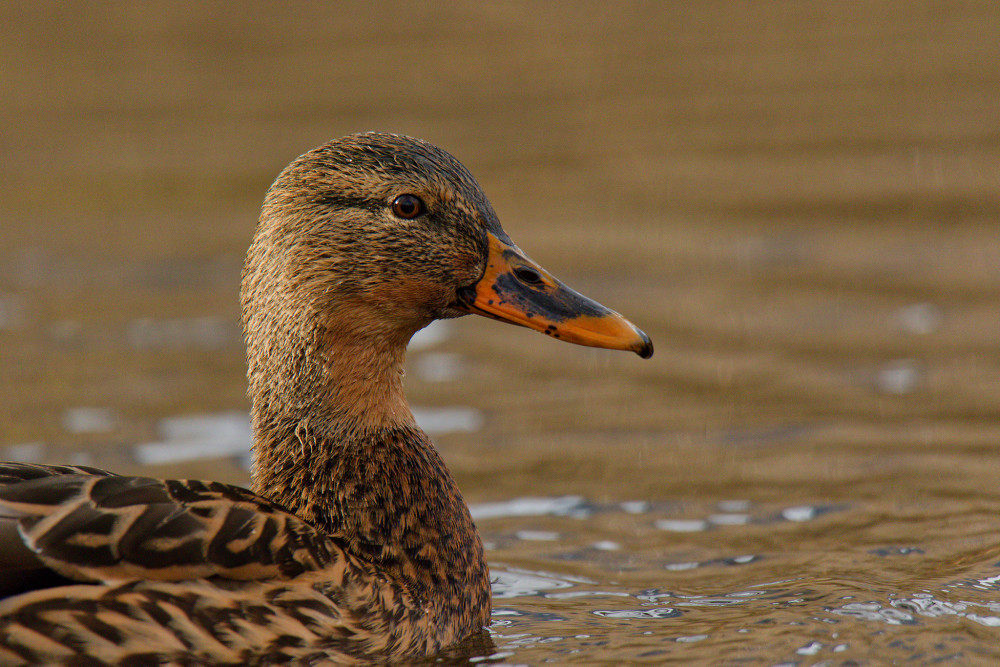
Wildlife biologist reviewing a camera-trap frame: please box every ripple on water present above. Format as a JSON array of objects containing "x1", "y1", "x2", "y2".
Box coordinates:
[
  {"x1": 475, "y1": 495, "x2": 1000, "y2": 664},
  {"x1": 487, "y1": 560, "x2": 1000, "y2": 663},
  {"x1": 829, "y1": 589, "x2": 1000, "y2": 628},
  {"x1": 491, "y1": 568, "x2": 591, "y2": 599}
]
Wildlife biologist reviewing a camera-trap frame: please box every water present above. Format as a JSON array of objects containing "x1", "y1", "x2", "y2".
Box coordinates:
[
  {"x1": 475, "y1": 495, "x2": 1000, "y2": 663},
  {"x1": 2, "y1": 2, "x2": 1000, "y2": 664}
]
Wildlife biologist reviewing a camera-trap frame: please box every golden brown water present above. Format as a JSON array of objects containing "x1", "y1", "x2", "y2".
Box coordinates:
[{"x1": 2, "y1": 2, "x2": 1000, "y2": 664}]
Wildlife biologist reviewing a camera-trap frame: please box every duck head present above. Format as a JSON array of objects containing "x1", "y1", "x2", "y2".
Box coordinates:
[
  {"x1": 243, "y1": 132, "x2": 651, "y2": 354},
  {"x1": 242, "y1": 133, "x2": 651, "y2": 431}
]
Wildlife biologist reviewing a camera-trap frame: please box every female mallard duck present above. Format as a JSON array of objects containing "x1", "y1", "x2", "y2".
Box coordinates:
[{"x1": 0, "y1": 133, "x2": 652, "y2": 664}]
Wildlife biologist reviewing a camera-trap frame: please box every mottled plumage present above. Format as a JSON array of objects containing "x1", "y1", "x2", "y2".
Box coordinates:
[{"x1": 0, "y1": 133, "x2": 651, "y2": 664}]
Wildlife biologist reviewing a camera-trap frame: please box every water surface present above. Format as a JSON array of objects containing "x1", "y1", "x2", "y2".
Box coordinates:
[{"x1": 2, "y1": 3, "x2": 1000, "y2": 664}]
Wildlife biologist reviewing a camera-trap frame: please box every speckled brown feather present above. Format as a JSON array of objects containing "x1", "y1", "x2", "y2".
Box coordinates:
[
  {"x1": 0, "y1": 134, "x2": 498, "y2": 664},
  {"x1": 0, "y1": 465, "x2": 472, "y2": 664},
  {"x1": 0, "y1": 472, "x2": 335, "y2": 583}
]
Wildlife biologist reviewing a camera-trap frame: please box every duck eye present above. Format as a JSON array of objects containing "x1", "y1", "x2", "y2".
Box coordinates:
[{"x1": 392, "y1": 194, "x2": 425, "y2": 219}]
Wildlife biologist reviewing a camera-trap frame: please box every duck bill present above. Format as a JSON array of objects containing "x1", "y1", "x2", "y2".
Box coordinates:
[{"x1": 456, "y1": 232, "x2": 653, "y2": 358}]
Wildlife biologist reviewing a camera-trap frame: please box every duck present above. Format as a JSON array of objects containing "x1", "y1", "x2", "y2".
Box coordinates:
[{"x1": 0, "y1": 133, "x2": 652, "y2": 664}]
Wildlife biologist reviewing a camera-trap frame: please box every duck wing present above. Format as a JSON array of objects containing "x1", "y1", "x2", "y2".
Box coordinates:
[
  {"x1": 0, "y1": 463, "x2": 336, "y2": 590},
  {"x1": 0, "y1": 464, "x2": 434, "y2": 663}
]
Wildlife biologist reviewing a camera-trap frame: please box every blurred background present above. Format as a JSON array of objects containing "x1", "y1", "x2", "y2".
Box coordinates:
[{"x1": 2, "y1": 2, "x2": 999, "y2": 663}]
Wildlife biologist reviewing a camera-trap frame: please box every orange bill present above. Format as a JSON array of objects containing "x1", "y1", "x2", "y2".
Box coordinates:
[{"x1": 456, "y1": 232, "x2": 653, "y2": 358}]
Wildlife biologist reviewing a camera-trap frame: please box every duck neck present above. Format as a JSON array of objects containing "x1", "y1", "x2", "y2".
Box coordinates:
[{"x1": 247, "y1": 325, "x2": 489, "y2": 617}]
